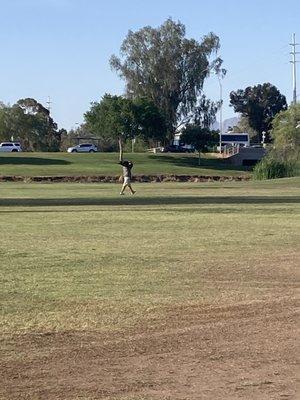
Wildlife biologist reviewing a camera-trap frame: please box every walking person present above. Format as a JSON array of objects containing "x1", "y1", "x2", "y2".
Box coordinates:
[{"x1": 118, "y1": 141, "x2": 136, "y2": 195}]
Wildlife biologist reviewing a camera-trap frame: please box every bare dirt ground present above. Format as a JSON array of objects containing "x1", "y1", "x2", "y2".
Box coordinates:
[{"x1": 1, "y1": 296, "x2": 298, "y2": 400}]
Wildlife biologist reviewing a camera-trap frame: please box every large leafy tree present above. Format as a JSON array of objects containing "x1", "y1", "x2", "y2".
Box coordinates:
[
  {"x1": 17, "y1": 98, "x2": 62, "y2": 151},
  {"x1": 85, "y1": 94, "x2": 135, "y2": 145},
  {"x1": 84, "y1": 94, "x2": 166, "y2": 153},
  {"x1": 0, "y1": 98, "x2": 62, "y2": 151},
  {"x1": 0, "y1": 102, "x2": 27, "y2": 142},
  {"x1": 110, "y1": 18, "x2": 224, "y2": 138},
  {"x1": 229, "y1": 83, "x2": 287, "y2": 142}
]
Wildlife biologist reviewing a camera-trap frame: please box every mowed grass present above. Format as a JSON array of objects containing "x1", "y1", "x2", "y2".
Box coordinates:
[
  {"x1": 0, "y1": 152, "x2": 250, "y2": 176},
  {"x1": 0, "y1": 178, "x2": 299, "y2": 336}
]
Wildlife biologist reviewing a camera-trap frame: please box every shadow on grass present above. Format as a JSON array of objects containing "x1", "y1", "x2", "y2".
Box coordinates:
[
  {"x1": 0, "y1": 196, "x2": 299, "y2": 207},
  {"x1": 0, "y1": 157, "x2": 71, "y2": 166},
  {"x1": 0, "y1": 207, "x2": 293, "y2": 215},
  {"x1": 149, "y1": 154, "x2": 250, "y2": 172}
]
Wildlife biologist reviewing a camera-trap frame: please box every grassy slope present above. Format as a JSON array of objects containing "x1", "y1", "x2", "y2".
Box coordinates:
[
  {"x1": 0, "y1": 152, "x2": 250, "y2": 176},
  {"x1": 0, "y1": 177, "x2": 299, "y2": 334}
]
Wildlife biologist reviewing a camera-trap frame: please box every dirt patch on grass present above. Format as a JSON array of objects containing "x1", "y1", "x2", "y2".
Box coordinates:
[
  {"x1": 0, "y1": 174, "x2": 250, "y2": 183},
  {"x1": 1, "y1": 297, "x2": 298, "y2": 400}
]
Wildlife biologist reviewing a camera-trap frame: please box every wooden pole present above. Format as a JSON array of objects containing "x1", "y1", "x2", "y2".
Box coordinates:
[{"x1": 118, "y1": 138, "x2": 123, "y2": 162}]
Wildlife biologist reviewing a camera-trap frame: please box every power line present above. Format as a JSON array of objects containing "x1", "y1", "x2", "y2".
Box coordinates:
[
  {"x1": 290, "y1": 33, "x2": 299, "y2": 104},
  {"x1": 203, "y1": 44, "x2": 289, "y2": 90}
]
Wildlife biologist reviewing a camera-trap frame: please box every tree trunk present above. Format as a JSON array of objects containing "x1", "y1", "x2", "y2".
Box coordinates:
[{"x1": 118, "y1": 138, "x2": 123, "y2": 162}]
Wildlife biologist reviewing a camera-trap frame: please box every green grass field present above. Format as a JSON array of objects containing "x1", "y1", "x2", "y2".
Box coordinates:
[
  {"x1": 0, "y1": 152, "x2": 250, "y2": 177},
  {"x1": 1, "y1": 178, "x2": 299, "y2": 400},
  {"x1": 1, "y1": 178, "x2": 299, "y2": 335}
]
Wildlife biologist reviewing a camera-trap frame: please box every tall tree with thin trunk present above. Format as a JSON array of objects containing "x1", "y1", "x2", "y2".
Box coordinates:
[{"x1": 110, "y1": 18, "x2": 224, "y2": 140}]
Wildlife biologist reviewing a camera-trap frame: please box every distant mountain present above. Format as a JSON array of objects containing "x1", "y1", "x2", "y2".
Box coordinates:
[{"x1": 212, "y1": 116, "x2": 240, "y2": 132}]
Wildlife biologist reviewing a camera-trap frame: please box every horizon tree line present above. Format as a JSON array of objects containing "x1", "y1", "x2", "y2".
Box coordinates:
[{"x1": 0, "y1": 19, "x2": 291, "y2": 154}]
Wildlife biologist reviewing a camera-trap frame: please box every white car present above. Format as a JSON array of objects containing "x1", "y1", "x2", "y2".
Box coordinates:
[
  {"x1": 67, "y1": 143, "x2": 98, "y2": 153},
  {"x1": 0, "y1": 142, "x2": 22, "y2": 152}
]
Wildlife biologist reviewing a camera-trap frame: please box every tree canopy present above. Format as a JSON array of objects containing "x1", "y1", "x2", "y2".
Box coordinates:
[
  {"x1": 0, "y1": 98, "x2": 62, "y2": 151},
  {"x1": 84, "y1": 94, "x2": 135, "y2": 144},
  {"x1": 229, "y1": 83, "x2": 287, "y2": 142},
  {"x1": 131, "y1": 97, "x2": 166, "y2": 143},
  {"x1": 84, "y1": 94, "x2": 166, "y2": 151},
  {"x1": 110, "y1": 18, "x2": 224, "y2": 137}
]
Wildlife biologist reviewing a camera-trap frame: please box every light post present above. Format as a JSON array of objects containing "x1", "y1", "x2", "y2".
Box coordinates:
[
  {"x1": 217, "y1": 75, "x2": 223, "y2": 154},
  {"x1": 201, "y1": 65, "x2": 224, "y2": 155}
]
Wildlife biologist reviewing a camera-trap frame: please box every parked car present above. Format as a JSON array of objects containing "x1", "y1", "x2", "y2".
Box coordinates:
[
  {"x1": 0, "y1": 142, "x2": 22, "y2": 152},
  {"x1": 162, "y1": 144, "x2": 194, "y2": 153},
  {"x1": 67, "y1": 143, "x2": 98, "y2": 153}
]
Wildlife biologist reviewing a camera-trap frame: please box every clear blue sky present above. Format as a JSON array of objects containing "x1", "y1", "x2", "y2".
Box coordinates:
[{"x1": 1, "y1": 0, "x2": 299, "y2": 130}]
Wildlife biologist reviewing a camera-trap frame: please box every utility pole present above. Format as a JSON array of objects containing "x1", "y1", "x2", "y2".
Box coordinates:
[
  {"x1": 290, "y1": 33, "x2": 299, "y2": 105},
  {"x1": 217, "y1": 75, "x2": 223, "y2": 154},
  {"x1": 46, "y1": 96, "x2": 52, "y2": 114}
]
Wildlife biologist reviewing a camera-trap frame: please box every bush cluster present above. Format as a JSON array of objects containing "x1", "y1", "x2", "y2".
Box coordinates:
[{"x1": 253, "y1": 157, "x2": 295, "y2": 180}]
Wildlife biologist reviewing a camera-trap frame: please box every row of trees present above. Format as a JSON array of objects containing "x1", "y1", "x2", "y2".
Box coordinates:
[
  {"x1": 84, "y1": 92, "x2": 220, "y2": 159},
  {"x1": 84, "y1": 19, "x2": 290, "y2": 156},
  {"x1": 0, "y1": 98, "x2": 65, "y2": 151},
  {"x1": 0, "y1": 81, "x2": 289, "y2": 154},
  {"x1": 0, "y1": 18, "x2": 296, "y2": 169},
  {"x1": 1, "y1": 19, "x2": 223, "y2": 153}
]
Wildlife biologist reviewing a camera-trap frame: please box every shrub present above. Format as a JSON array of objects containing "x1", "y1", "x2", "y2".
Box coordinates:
[{"x1": 253, "y1": 157, "x2": 295, "y2": 180}]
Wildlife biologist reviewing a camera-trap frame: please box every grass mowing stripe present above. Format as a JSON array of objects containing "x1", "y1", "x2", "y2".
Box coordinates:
[
  {"x1": 0, "y1": 152, "x2": 250, "y2": 176},
  {"x1": 0, "y1": 178, "x2": 299, "y2": 334}
]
